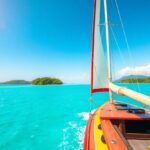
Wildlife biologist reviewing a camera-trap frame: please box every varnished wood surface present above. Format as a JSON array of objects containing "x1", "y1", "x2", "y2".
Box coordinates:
[
  {"x1": 128, "y1": 139, "x2": 150, "y2": 150},
  {"x1": 100, "y1": 103, "x2": 150, "y2": 120},
  {"x1": 101, "y1": 120, "x2": 128, "y2": 150}
]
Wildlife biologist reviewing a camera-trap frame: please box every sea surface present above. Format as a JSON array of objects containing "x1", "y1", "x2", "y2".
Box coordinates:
[{"x1": 0, "y1": 84, "x2": 149, "y2": 150}]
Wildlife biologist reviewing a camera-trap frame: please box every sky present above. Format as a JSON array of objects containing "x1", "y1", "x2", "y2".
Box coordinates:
[{"x1": 0, "y1": 0, "x2": 150, "y2": 83}]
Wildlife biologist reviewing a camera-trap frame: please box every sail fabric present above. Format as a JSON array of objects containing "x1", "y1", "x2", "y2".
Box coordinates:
[{"x1": 91, "y1": 0, "x2": 109, "y2": 93}]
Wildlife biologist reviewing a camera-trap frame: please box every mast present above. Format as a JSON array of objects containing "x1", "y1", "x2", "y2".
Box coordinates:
[{"x1": 104, "y1": 0, "x2": 113, "y2": 103}]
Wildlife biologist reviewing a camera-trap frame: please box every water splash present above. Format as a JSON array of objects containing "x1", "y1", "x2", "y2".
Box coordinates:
[
  {"x1": 59, "y1": 120, "x2": 86, "y2": 150},
  {"x1": 77, "y1": 109, "x2": 96, "y2": 121}
]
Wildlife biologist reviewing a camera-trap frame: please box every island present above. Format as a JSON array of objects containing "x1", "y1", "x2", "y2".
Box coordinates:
[
  {"x1": 119, "y1": 77, "x2": 150, "y2": 83},
  {"x1": 32, "y1": 77, "x2": 63, "y2": 85},
  {"x1": 0, "y1": 77, "x2": 63, "y2": 85},
  {"x1": 116, "y1": 75, "x2": 150, "y2": 83},
  {"x1": 1, "y1": 80, "x2": 31, "y2": 84}
]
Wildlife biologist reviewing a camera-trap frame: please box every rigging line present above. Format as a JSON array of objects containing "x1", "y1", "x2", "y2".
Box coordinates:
[
  {"x1": 114, "y1": 0, "x2": 131, "y2": 59},
  {"x1": 89, "y1": 96, "x2": 93, "y2": 114},
  {"x1": 104, "y1": 0, "x2": 126, "y2": 82},
  {"x1": 106, "y1": 1, "x2": 118, "y2": 82},
  {"x1": 110, "y1": 26, "x2": 126, "y2": 68},
  {"x1": 111, "y1": 41, "x2": 120, "y2": 81},
  {"x1": 114, "y1": 0, "x2": 141, "y2": 92},
  {"x1": 109, "y1": 0, "x2": 137, "y2": 89},
  {"x1": 106, "y1": 0, "x2": 137, "y2": 89},
  {"x1": 111, "y1": 51, "x2": 117, "y2": 82},
  {"x1": 110, "y1": 26, "x2": 136, "y2": 85}
]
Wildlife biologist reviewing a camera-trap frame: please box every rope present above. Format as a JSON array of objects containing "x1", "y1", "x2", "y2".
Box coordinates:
[
  {"x1": 107, "y1": 0, "x2": 134, "y2": 84},
  {"x1": 110, "y1": 27, "x2": 125, "y2": 67},
  {"x1": 110, "y1": 26, "x2": 137, "y2": 86},
  {"x1": 110, "y1": 26, "x2": 126, "y2": 80},
  {"x1": 114, "y1": 0, "x2": 141, "y2": 92},
  {"x1": 89, "y1": 96, "x2": 93, "y2": 114},
  {"x1": 114, "y1": 0, "x2": 131, "y2": 58},
  {"x1": 113, "y1": 0, "x2": 148, "y2": 108}
]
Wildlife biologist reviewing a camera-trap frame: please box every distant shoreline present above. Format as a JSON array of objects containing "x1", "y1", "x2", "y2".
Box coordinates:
[
  {"x1": 115, "y1": 75, "x2": 150, "y2": 83},
  {"x1": 0, "y1": 83, "x2": 150, "y2": 86},
  {"x1": 1, "y1": 75, "x2": 150, "y2": 85},
  {"x1": 118, "y1": 78, "x2": 150, "y2": 83},
  {"x1": 0, "y1": 77, "x2": 63, "y2": 85}
]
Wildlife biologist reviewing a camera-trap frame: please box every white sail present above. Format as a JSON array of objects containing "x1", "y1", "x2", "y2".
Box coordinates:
[{"x1": 91, "y1": 0, "x2": 108, "y2": 93}]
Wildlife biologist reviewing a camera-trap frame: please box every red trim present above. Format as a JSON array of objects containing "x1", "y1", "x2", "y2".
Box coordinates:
[
  {"x1": 90, "y1": 0, "x2": 97, "y2": 94},
  {"x1": 83, "y1": 114, "x2": 94, "y2": 150},
  {"x1": 92, "y1": 88, "x2": 109, "y2": 93}
]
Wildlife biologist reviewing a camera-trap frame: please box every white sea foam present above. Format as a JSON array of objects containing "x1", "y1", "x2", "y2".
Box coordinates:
[
  {"x1": 59, "y1": 110, "x2": 97, "y2": 149},
  {"x1": 59, "y1": 121, "x2": 86, "y2": 150},
  {"x1": 68, "y1": 121, "x2": 77, "y2": 128},
  {"x1": 77, "y1": 109, "x2": 96, "y2": 121}
]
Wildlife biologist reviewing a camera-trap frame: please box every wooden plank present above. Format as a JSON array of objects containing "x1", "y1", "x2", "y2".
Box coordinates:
[
  {"x1": 125, "y1": 133, "x2": 150, "y2": 140},
  {"x1": 101, "y1": 120, "x2": 128, "y2": 150},
  {"x1": 128, "y1": 139, "x2": 150, "y2": 150}
]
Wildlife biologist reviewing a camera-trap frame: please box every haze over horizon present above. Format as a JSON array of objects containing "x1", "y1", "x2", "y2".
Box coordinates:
[{"x1": 0, "y1": 0, "x2": 150, "y2": 83}]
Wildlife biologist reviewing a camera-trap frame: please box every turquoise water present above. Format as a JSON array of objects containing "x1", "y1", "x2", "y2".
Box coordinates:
[{"x1": 0, "y1": 84, "x2": 149, "y2": 150}]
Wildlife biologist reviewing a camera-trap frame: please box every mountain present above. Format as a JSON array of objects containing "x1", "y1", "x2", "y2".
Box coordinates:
[
  {"x1": 1, "y1": 80, "x2": 31, "y2": 84},
  {"x1": 118, "y1": 75, "x2": 147, "y2": 81},
  {"x1": 115, "y1": 75, "x2": 150, "y2": 83}
]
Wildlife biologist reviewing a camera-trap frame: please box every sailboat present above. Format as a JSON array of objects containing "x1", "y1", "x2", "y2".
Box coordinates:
[{"x1": 84, "y1": 0, "x2": 150, "y2": 150}]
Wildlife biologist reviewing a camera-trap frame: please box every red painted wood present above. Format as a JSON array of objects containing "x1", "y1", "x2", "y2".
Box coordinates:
[
  {"x1": 84, "y1": 114, "x2": 96, "y2": 150},
  {"x1": 101, "y1": 120, "x2": 128, "y2": 150},
  {"x1": 84, "y1": 115, "x2": 91, "y2": 150}
]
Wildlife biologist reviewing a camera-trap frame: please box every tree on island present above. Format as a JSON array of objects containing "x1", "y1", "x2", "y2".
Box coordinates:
[
  {"x1": 32, "y1": 77, "x2": 63, "y2": 85},
  {"x1": 119, "y1": 77, "x2": 150, "y2": 83}
]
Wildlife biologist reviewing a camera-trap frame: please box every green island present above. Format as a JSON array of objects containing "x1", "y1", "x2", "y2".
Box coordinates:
[
  {"x1": 32, "y1": 77, "x2": 63, "y2": 85},
  {"x1": 119, "y1": 77, "x2": 150, "y2": 83},
  {"x1": 0, "y1": 77, "x2": 63, "y2": 85},
  {"x1": 1, "y1": 80, "x2": 31, "y2": 84}
]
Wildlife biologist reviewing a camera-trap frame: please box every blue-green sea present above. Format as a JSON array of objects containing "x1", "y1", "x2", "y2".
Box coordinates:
[{"x1": 0, "y1": 84, "x2": 150, "y2": 150}]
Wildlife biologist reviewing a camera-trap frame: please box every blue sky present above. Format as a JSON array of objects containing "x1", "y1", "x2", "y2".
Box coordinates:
[{"x1": 0, "y1": 0, "x2": 150, "y2": 83}]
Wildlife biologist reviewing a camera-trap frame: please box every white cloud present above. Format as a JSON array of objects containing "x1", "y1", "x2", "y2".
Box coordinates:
[{"x1": 116, "y1": 64, "x2": 150, "y2": 79}]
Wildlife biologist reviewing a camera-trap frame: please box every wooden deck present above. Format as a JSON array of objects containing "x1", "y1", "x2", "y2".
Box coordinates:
[
  {"x1": 100, "y1": 102, "x2": 150, "y2": 150},
  {"x1": 128, "y1": 139, "x2": 150, "y2": 150},
  {"x1": 100, "y1": 103, "x2": 150, "y2": 120},
  {"x1": 101, "y1": 120, "x2": 128, "y2": 150}
]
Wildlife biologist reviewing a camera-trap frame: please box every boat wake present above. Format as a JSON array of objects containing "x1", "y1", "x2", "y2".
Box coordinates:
[
  {"x1": 59, "y1": 110, "x2": 96, "y2": 150},
  {"x1": 59, "y1": 121, "x2": 85, "y2": 150}
]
